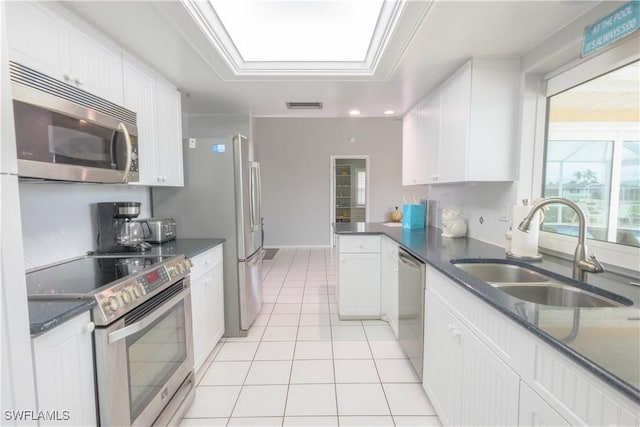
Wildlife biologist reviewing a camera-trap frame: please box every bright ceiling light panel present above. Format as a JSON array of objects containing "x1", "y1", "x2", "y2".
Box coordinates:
[
  {"x1": 183, "y1": 0, "x2": 407, "y2": 76},
  {"x1": 210, "y1": 0, "x2": 384, "y2": 62}
]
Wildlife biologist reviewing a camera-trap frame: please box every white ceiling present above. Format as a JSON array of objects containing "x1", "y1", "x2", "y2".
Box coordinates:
[{"x1": 62, "y1": 0, "x2": 601, "y2": 118}]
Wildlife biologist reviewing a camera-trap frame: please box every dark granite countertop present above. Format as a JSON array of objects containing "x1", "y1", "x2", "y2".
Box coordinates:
[
  {"x1": 335, "y1": 222, "x2": 640, "y2": 402},
  {"x1": 29, "y1": 299, "x2": 96, "y2": 337},
  {"x1": 27, "y1": 238, "x2": 225, "y2": 337},
  {"x1": 144, "y1": 238, "x2": 225, "y2": 258}
]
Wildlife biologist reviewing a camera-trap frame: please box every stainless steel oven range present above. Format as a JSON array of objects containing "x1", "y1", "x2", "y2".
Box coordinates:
[{"x1": 27, "y1": 254, "x2": 194, "y2": 426}]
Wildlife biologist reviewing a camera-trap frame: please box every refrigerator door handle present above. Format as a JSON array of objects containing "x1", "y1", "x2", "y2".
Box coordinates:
[
  {"x1": 249, "y1": 162, "x2": 261, "y2": 232},
  {"x1": 256, "y1": 163, "x2": 262, "y2": 230},
  {"x1": 249, "y1": 248, "x2": 266, "y2": 265}
]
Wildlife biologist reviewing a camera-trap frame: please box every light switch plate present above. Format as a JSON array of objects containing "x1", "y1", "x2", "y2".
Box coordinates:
[{"x1": 188, "y1": 138, "x2": 196, "y2": 148}]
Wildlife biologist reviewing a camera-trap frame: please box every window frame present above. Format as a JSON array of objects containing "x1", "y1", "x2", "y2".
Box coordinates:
[
  {"x1": 355, "y1": 168, "x2": 366, "y2": 207},
  {"x1": 531, "y1": 35, "x2": 640, "y2": 271}
]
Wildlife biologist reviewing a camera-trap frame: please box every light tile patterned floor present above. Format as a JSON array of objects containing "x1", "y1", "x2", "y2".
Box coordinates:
[{"x1": 181, "y1": 248, "x2": 441, "y2": 427}]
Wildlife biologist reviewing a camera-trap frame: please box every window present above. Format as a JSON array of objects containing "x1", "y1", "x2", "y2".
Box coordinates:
[
  {"x1": 356, "y1": 169, "x2": 366, "y2": 206},
  {"x1": 543, "y1": 60, "x2": 640, "y2": 247}
]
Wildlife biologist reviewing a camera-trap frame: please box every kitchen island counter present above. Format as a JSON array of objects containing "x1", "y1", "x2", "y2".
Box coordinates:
[{"x1": 335, "y1": 222, "x2": 640, "y2": 403}]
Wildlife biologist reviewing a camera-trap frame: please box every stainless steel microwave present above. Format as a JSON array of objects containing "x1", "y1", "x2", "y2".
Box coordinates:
[{"x1": 10, "y1": 61, "x2": 139, "y2": 183}]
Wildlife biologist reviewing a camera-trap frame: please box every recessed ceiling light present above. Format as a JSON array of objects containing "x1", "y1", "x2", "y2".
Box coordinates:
[
  {"x1": 384, "y1": 110, "x2": 395, "y2": 115},
  {"x1": 349, "y1": 109, "x2": 361, "y2": 116}
]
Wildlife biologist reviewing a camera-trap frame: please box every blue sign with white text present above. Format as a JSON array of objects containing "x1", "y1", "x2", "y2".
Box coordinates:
[
  {"x1": 212, "y1": 144, "x2": 226, "y2": 153},
  {"x1": 582, "y1": 1, "x2": 640, "y2": 57}
]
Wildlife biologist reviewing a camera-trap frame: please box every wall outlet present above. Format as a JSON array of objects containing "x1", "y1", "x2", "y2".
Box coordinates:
[{"x1": 188, "y1": 138, "x2": 196, "y2": 148}]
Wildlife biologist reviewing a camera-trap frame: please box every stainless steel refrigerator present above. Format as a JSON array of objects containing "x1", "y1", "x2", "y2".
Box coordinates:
[{"x1": 152, "y1": 134, "x2": 264, "y2": 337}]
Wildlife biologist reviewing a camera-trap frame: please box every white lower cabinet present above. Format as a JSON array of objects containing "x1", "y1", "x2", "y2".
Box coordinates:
[
  {"x1": 31, "y1": 312, "x2": 97, "y2": 426},
  {"x1": 190, "y1": 245, "x2": 225, "y2": 373},
  {"x1": 337, "y1": 235, "x2": 381, "y2": 318},
  {"x1": 424, "y1": 292, "x2": 519, "y2": 426},
  {"x1": 380, "y1": 236, "x2": 399, "y2": 337},
  {"x1": 424, "y1": 264, "x2": 640, "y2": 427},
  {"x1": 518, "y1": 381, "x2": 571, "y2": 427}
]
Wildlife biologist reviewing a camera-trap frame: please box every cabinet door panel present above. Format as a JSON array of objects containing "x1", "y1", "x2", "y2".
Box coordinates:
[
  {"x1": 191, "y1": 275, "x2": 207, "y2": 372},
  {"x1": 423, "y1": 293, "x2": 460, "y2": 426},
  {"x1": 381, "y1": 238, "x2": 399, "y2": 337},
  {"x1": 338, "y1": 253, "x2": 381, "y2": 317},
  {"x1": 211, "y1": 263, "x2": 225, "y2": 343},
  {"x1": 123, "y1": 58, "x2": 157, "y2": 186},
  {"x1": 154, "y1": 79, "x2": 184, "y2": 186},
  {"x1": 519, "y1": 381, "x2": 571, "y2": 427},
  {"x1": 438, "y1": 62, "x2": 471, "y2": 183},
  {"x1": 68, "y1": 25, "x2": 123, "y2": 104},
  {"x1": 417, "y1": 94, "x2": 440, "y2": 184},
  {"x1": 458, "y1": 320, "x2": 520, "y2": 426},
  {"x1": 6, "y1": 1, "x2": 70, "y2": 79},
  {"x1": 32, "y1": 313, "x2": 97, "y2": 426},
  {"x1": 402, "y1": 106, "x2": 419, "y2": 185}
]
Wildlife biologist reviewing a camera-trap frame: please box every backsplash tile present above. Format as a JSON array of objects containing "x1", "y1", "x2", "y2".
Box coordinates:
[
  {"x1": 428, "y1": 182, "x2": 516, "y2": 247},
  {"x1": 19, "y1": 181, "x2": 150, "y2": 269}
]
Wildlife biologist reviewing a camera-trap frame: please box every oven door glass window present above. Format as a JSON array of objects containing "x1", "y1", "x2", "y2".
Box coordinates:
[{"x1": 126, "y1": 300, "x2": 187, "y2": 423}]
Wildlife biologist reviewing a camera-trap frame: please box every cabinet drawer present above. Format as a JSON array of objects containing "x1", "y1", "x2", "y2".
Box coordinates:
[
  {"x1": 190, "y1": 245, "x2": 223, "y2": 278},
  {"x1": 339, "y1": 235, "x2": 380, "y2": 253}
]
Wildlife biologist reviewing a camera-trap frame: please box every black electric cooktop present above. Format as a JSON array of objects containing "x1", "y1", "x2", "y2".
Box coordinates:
[{"x1": 26, "y1": 256, "x2": 172, "y2": 295}]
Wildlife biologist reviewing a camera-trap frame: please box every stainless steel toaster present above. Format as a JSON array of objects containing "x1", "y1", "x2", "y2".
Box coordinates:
[{"x1": 140, "y1": 218, "x2": 176, "y2": 243}]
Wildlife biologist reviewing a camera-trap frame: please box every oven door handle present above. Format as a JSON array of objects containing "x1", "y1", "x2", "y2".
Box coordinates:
[{"x1": 108, "y1": 290, "x2": 185, "y2": 344}]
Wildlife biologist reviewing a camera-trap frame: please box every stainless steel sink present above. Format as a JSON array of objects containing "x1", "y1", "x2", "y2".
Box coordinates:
[
  {"x1": 454, "y1": 262, "x2": 550, "y2": 283},
  {"x1": 452, "y1": 261, "x2": 631, "y2": 308},
  {"x1": 492, "y1": 283, "x2": 625, "y2": 308}
]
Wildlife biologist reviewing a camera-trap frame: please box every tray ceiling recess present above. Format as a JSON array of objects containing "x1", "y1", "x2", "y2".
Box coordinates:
[{"x1": 179, "y1": 0, "x2": 432, "y2": 79}]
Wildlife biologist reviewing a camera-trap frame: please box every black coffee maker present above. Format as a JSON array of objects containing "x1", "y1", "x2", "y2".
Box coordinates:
[{"x1": 96, "y1": 202, "x2": 152, "y2": 253}]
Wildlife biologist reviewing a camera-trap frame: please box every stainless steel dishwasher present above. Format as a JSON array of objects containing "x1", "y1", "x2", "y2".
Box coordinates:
[{"x1": 398, "y1": 248, "x2": 426, "y2": 381}]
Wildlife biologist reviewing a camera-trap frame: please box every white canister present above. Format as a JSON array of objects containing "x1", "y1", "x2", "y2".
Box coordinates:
[{"x1": 441, "y1": 209, "x2": 467, "y2": 238}]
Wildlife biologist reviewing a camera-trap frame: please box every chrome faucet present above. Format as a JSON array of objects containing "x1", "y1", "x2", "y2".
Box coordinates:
[{"x1": 517, "y1": 197, "x2": 605, "y2": 282}]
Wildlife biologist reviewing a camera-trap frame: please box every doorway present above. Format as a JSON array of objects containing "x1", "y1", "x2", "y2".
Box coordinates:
[{"x1": 330, "y1": 155, "x2": 370, "y2": 245}]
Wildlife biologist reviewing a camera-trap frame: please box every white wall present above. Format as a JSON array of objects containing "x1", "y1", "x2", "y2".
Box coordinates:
[
  {"x1": 184, "y1": 114, "x2": 250, "y2": 139},
  {"x1": 254, "y1": 117, "x2": 427, "y2": 247},
  {"x1": 19, "y1": 182, "x2": 150, "y2": 269}
]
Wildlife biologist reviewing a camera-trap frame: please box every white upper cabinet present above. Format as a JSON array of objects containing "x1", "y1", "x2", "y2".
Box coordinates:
[
  {"x1": 153, "y1": 78, "x2": 184, "y2": 187},
  {"x1": 402, "y1": 105, "x2": 419, "y2": 185},
  {"x1": 403, "y1": 58, "x2": 520, "y2": 185},
  {"x1": 417, "y1": 93, "x2": 440, "y2": 184},
  {"x1": 6, "y1": 1, "x2": 123, "y2": 105},
  {"x1": 123, "y1": 56, "x2": 157, "y2": 186},
  {"x1": 6, "y1": 2, "x2": 69, "y2": 82},
  {"x1": 124, "y1": 56, "x2": 183, "y2": 187},
  {"x1": 66, "y1": 25, "x2": 123, "y2": 105}
]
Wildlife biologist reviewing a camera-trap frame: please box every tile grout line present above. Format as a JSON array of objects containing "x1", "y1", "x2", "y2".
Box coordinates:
[{"x1": 280, "y1": 248, "x2": 306, "y2": 425}]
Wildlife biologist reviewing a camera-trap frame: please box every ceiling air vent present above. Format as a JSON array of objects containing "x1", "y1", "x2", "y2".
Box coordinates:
[{"x1": 286, "y1": 102, "x2": 323, "y2": 110}]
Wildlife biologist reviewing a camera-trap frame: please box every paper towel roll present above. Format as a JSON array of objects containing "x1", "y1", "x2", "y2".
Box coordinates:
[{"x1": 511, "y1": 205, "x2": 540, "y2": 258}]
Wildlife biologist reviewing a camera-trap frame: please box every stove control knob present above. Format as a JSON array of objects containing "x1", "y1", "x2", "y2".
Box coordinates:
[
  {"x1": 107, "y1": 295, "x2": 120, "y2": 312},
  {"x1": 133, "y1": 283, "x2": 146, "y2": 297},
  {"x1": 121, "y1": 289, "x2": 132, "y2": 304}
]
